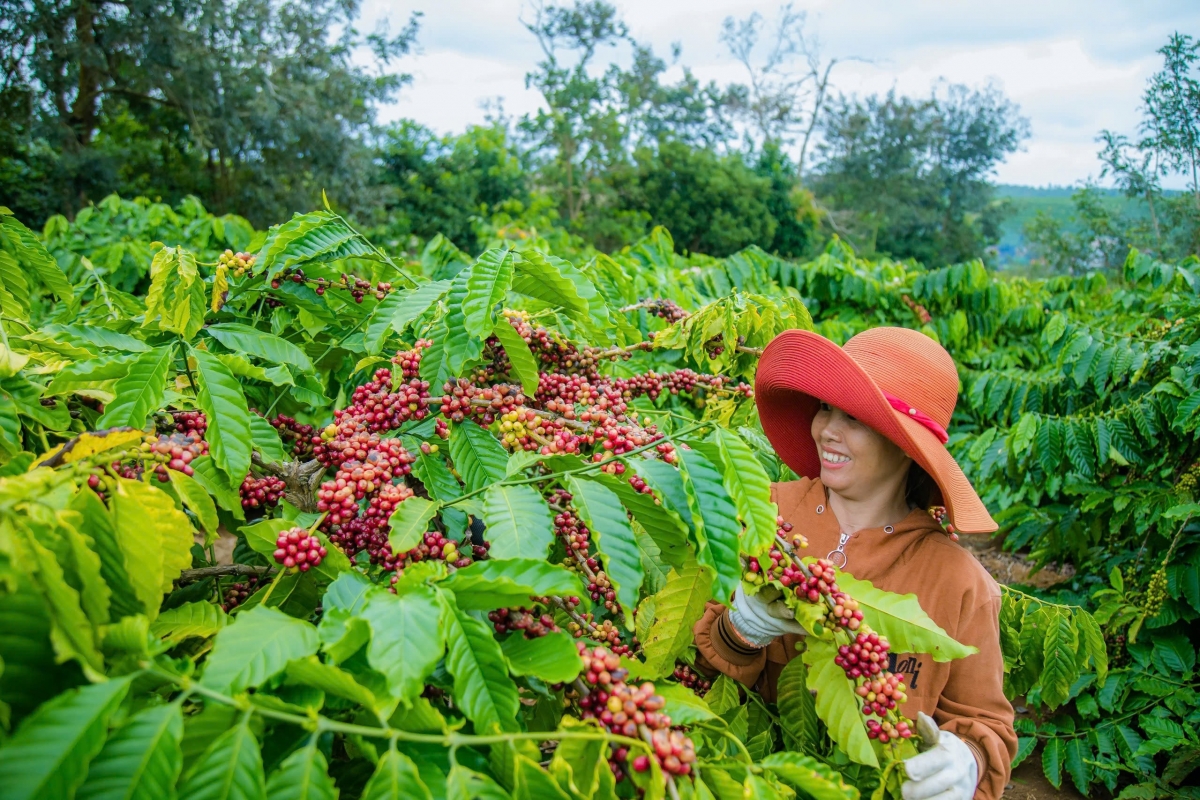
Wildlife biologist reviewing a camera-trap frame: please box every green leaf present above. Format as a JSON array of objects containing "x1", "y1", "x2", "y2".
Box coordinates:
[
  {"x1": 448, "y1": 422, "x2": 509, "y2": 493},
  {"x1": 249, "y1": 417, "x2": 287, "y2": 464},
  {"x1": 1075, "y1": 610, "x2": 1108, "y2": 682},
  {"x1": 78, "y1": 703, "x2": 184, "y2": 800},
  {"x1": 387, "y1": 497, "x2": 441, "y2": 554},
  {"x1": 776, "y1": 657, "x2": 821, "y2": 753},
  {"x1": 70, "y1": 488, "x2": 141, "y2": 620},
  {"x1": 712, "y1": 428, "x2": 778, "y2": 556},
  {"x1": 655, "y1": 683, "x2": 717, "y2": 725},
  {"x1": 178, "y1": 714, "x2": 266, "y2": 800},
  {"x1": 830, "y1": 572, "x2": 977, "y2": 661},
  {"x1": 169, "y1": 470, "x2": 221, "y2": 540},
  {"x1": 190, "y1": 456, "x2": 246, "y2": 520},
  {"x1": 639, "y1": 556, "x2": 713, "y2": 679},
  {"x1": 462, "y1": 249, "x2": 516, "y2": 339},
  {"x1": 257, "y1": 212, "x2": 376, "y2": 279},
  {"x1": 284, "y1": 655, "x2": 379, "y2": 710},
  {"x1": 143, "y1": 247, "x2": 205, "y2": 339},
  {"x1": 0, "y1": 676, "x2": 132, "y2": 800},
  {"x1": 593, "y1": 464, "x2": 689, "y2": 568},
  {"x1": 193, "y1": 348, "x2": 253, "y2": 482},
  {"x1": 205, "y1": 324, "x2": 314, "y2": 374},
  {"x1": 757, "y1": 752, "x2": 858, "y2": 800},
  {"x1": 151, "y1": 601, "x2": 229, "y2": 644},
  {"x1": 1039, "y1": 611, "x2": 1078, "y2": 710},
  {"x1": 360, "y1": 749, "x2": 431, "y2": 800},
  {"x1": 512, "y1": 755, "x2": 571, "y2": 800},
  {"x1": 418, "y1": 274, "x2": 480, "y2": 389},
  {"x1": 803, "y1": 636, "x2": 877, "y2": 767},
  {"x1": 1064, "y1": 738, "x2": 1092, "y2": 795},
  {"x1": 491, "y1": 317, "x2": 540, "y2": 396},
  {"x1": 480, "y1": 484, "x2": 555, "y2": 560},
  {"x1": 511, "y1": 250, "x2": 590, "y2": 318},
  {"x1": 264, "y1": 745, "x2": 337, "y2": 800},
  {"x1": 361, "y1": 584, "x2": 444, "y2": 702},
  {"x1": 201, "y1": 606, "x2": 319, "y2": 694},
  {"x1": 568, "y1": 476, "x2": 643, "y2": 628},
  {"x1": 109, "y1": 476, "x2": 196, "y2": 619},
  {"x1": 501, "y1": 631, "x2": 582, "y2": 683},
  {"x1": 441, "y1": 592, "x2": 520, "y2": 733},
  {"x1": 1041, "y1": 738, "x2": 1063, "y2": 790},
  {"x1": 446, "y1": 765, "x2": 510, "y2": 800},
  {"x1": 705, "y1": 675, "x2": 741, "y2": 716},
  {"x1": 677, "y1": 446, "x2": 742, "y2": 603},
  {"x1": 0, "y1": 212, "x2": 72, "y2": 298},
  {"x1": 440, "y1": 559, "x2": 583, "y2": 610},
  {"x1": 387, "y1": 279, "x2": 453, "y2": 338},
  {"x1": 97, "y1": 346, "x2": 174, "y2": 429}
]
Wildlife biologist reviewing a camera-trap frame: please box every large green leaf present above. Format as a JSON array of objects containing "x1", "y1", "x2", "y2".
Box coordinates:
[
  {"x1": 178, "y1": 715, "x2": 266, "y2": 800},
  {"x1": 70, "y1": 488, "x2": 141, "y2": 619},
  {"x1": 586, "y1": 467, "x2": 689, "y2": 569},
  {"x1": 371, "y1": 279, "x2": 453, "y2": 351},
  {"x1": 501, "y1": 631, "x2": 582, "y2": 683},
  {"x1": 491, "y1": 318, "x2": 539, "y2": 396},
  {"x1": 189, "y1": 456, "x2": 246, "y2": 521},
  {"x1": 361, "y1": 584, "x2": 444, "y2": 702},
  {"x1": 440, "y1": 559, "x2": 583, "y2": 610},
  {"x1": 284, "y1": 655, "x2": 380, "y2": 710},
  {"x1": 511, "y1": 250, "x2": 590, "y2": 317},
  {"x1": 109, "y1": 477, "x2": 196, "y2": 619},
  {"x1": 677, "y1": 446, "x2": 741, "y2": 603},
  {"x1": 831, "y1": 572, "x2": 976, "y2": 662},
  {"x1": 480, "y1": 484, "x2": 555, "y2": 560},
  {"x1": 248, "y1": 416, "x2": 287, "y2": 464},
  {"x1": 264, "y1": 745, "x2": 337, "y2": 800},
  {"x1": 440, "y1": 592, "x2": 520, "y2": 733},
  {"x1": 361, "y1": 749, "x2": 431, "y2": 800},
  {"x1": 757, "y1": 753, "x2": 858, "y2": 800},
  {"x1": 169, "y1": 470, "x2": 220, "y2": 542},
  {"x1": 639, "y1": 556, "x2": 713, "y2": 679},
  {"x1": 1039, "y1": 611, "x2": 1078, "y2": 710},
  {"x1": 205, "y1": 324, "x2": 314, "y2": 373},
  {"x1": 418, "y1": 273, "x2": 480, "y2": 389},
  {"x1": 96, "y1": 346, "x2": 174, "y2": 429},
  {"x1": 0, "y1": 676, "x2": 132, "y2": 800},
  {"x1": 776, "y1": 657, "x2": 821, "y2": 753},
  {"x1": 387, "y1": 497, "x2": 441, "y2": 554},
  {"x1": 712, "y1": 428, "x2": 778, "y2": 556},
  {"x1": 568, "y1": 476, "x2": 643, "y2": 628},
  {"x1": 1041, "y1": 738, "x2": 1063, "y2": 790},
  {"x1": 201, "y1": 606, "x2": 319, "y2": 694},
  {"x1": 446, "y1": 765, "x2": 510, "y2": 800},
  {"x1": 78, "y1": 703, "x2": 184, "y2": 800},
  {"x1": 151, "y1": 601, "x2": 229, "y2": 644},
  {"x1": 257, "y1": 212, "x2": 377, "y2": 279},
  {"x1": 0, "y1": 211, "x2": 72, "y2": 298},
  {"x1": 448, "y1": 422, "x2": 509, "y2": 493},
  {"x1": 463, "y1": 249, "x2": 516, "y2": 339},
  {"x1": 803, "y1": 637, "x2": 877, "y2": 767},
  {"x1": 143, "y1": 246, "x2": 205, "y2": 339},
  {"x1": 193, "y1": 348, "x2": 253, "y2": 482}
]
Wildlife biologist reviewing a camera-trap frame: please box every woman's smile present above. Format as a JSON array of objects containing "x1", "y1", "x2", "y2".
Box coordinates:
[{"x1": 820, "y1": 448, "x2": 852, "y2": 467}]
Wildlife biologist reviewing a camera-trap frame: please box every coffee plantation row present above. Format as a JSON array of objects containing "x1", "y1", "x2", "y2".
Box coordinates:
[{"x1": 0, "y1": 195, "x2": 1196, "y2": 799}]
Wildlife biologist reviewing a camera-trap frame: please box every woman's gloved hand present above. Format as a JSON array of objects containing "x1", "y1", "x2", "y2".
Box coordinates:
[
  {"x1": 727, "y1": 584, "x2": 807, "y2": 647},
  {"x1": 901, "y1": 713, "x2": 979, "y2": 800}
]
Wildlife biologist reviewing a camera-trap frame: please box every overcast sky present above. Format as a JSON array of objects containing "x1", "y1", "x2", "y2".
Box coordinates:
[{"x1": 359, "y1": 1, "x2": 1199, "y2": 188}]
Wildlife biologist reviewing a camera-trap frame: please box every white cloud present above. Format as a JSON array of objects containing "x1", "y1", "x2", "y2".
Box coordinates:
[{"x1": 362, "y1": 0, "x2": 1200, "y2": 187}]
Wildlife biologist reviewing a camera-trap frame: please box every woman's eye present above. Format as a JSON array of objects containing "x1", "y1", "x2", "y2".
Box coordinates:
[{"x1": 819, "y1": 402, "x2": 831, "y2": 412}]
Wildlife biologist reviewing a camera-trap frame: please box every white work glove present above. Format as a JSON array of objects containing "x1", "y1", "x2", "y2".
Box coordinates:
[
  {"x1": 902, "y1": 713, "x2": 979, "y2": 800},
  {"x1": 727, "y1": 584, "x2": 807, "y2": 647}
]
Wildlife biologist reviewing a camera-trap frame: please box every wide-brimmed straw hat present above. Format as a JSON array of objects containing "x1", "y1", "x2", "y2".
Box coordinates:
[{"x1": 755, "y1": 327, "x2": 997, "y2": 534}]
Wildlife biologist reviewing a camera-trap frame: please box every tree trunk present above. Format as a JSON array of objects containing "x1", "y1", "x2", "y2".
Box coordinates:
[{"x1": 67, "y1": 1, "x2": 100, "y2": 150}]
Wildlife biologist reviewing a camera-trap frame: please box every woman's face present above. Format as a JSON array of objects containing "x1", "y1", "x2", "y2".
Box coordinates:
[{"x1": 811, "y1": 402, "x2": 912, "y2": 500}]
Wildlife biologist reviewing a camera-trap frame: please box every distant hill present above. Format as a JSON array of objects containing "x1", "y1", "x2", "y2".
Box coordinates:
[{"x1": 991, "y1": 184, "x2": 1139, "y2": 268}]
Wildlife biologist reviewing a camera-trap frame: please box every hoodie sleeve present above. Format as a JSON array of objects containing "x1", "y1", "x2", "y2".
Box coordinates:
[
  {"x1": 692, "y1": 601, "x2": 769, "y2": 688},
  {"x1": 936, "y1": 592, "x2": 1017, "y2": 800}
]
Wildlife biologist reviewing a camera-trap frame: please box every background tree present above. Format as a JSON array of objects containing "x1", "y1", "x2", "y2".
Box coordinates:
[
  {"x1": 0, "y1": 0, "x2": 420, "y2": 227},
  {"x1": 811, "y1": 83, "x2": 1029, "y2": 266}
]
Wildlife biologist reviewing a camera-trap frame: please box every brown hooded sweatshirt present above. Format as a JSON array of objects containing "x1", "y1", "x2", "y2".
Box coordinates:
[{"x1": 693, "y1": 478, "x2": 1016, "y2": 800}]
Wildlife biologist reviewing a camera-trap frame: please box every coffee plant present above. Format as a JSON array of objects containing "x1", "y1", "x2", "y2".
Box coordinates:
[{"x1": 0, "y1": 197, "x2": 1195, "y2": 799}]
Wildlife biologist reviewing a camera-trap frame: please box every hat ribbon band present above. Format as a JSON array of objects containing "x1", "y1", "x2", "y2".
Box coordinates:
[{"x1": 883, "y1": 393, "x2": 949, "y2": 444}]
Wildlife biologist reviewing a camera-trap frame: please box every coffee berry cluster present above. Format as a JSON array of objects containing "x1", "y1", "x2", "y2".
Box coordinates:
[
  {"x1": 273, "y1": 527, "x2": 327, "y2": 572},
  {"x1": 574, "y1": 643, "x2": 696, "y2": 780}
]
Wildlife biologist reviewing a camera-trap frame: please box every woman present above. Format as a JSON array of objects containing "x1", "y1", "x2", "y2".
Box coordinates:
[{"x1": 694, "y1": 327, "x2": 1017, "y2": 800}]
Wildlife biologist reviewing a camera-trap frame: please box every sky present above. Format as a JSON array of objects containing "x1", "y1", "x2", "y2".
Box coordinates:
[{"x1": 359, "y1": 0, "x2": 1200, "y2": 189}]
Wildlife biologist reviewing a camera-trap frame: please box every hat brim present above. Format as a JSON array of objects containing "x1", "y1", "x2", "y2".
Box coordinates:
[{"x1": 755, "y1": 330, "x2": 997, "y2": 534}]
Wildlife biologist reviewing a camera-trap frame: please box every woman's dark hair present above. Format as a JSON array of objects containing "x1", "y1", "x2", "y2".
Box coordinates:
[{"x1": 905, "y1": 462, "x2": 937, "y2": 509}]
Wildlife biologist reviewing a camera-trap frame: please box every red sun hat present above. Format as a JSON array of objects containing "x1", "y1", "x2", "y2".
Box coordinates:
[{"x1": 754, "y1": 327, "x2": 997, "y2": 534}]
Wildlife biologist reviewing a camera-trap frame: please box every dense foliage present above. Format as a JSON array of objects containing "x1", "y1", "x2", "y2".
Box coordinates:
[{"x1": 0, "y1": 191, "x2": 1195, "y2": 799}]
